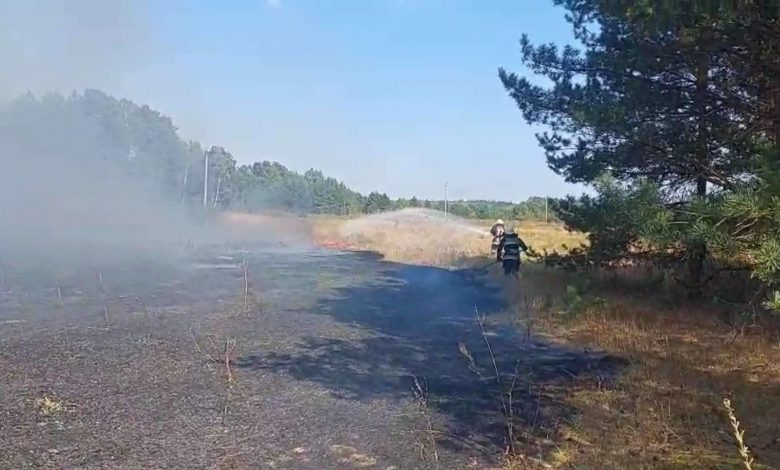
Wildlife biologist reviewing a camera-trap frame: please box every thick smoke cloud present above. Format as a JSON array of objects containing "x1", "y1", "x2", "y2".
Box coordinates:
[
  {"x1": 0, "y1": 95, "x2": 216, "y2": 263},
  {"x1": 0, "y1": 0, "x2": 229, "y2": 265},
  {"x1": 0, "y1": 1, "x2": 298, "y2": 264}
]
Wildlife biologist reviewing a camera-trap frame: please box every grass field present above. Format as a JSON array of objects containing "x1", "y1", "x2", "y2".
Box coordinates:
[
  {"x1": 310, "y1": 211, "x2": 584, "y2": 266},
  {"x1": 311, "y1": 211, "x2": 780, "y2": 470}
]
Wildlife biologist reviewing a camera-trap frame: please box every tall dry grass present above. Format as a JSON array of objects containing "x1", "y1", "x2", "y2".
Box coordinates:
[
  {"x1": 310, "y1": 212, "x2": 583, "y2": 266},
  {"x1": 507, "y1": 265, "x2": 780, "y2": 469}
]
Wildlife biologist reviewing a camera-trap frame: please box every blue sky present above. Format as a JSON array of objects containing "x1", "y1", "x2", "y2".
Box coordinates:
[{"x1": 1, "y1": 0, "x2": 586, "y2": 201}]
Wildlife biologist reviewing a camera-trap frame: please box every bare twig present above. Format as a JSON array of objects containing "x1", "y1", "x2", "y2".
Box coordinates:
[
  {"x1": 189, "y1": 328, "x2": 215, "y2": 362},
  {"x1": 243, "y1": 257, "x2": 249, "y2": 313},
  {"x1": 523, "y1": 295, "x2": 533, "y2": 343},
  {"x1": 190, "y1": 330, "x2": 239, "y2": 417},
  {"x1": 505, "y1": 362, "x2": 521, "y2": 452},
  {"x1": 98, "y1": 273, "x2": 111, "y2": 328},
  {"x1": 465, "y1": 305, "x2": 525, "y2": 454},
  {"x1": 527, "y1": 387, "x2": 542, "y2": 443},
  {"x1": 225, "y1": 338, "x2": 236, "y2": 385},
  {"x1": 223, "y1": 338, "x2": 237, "y2": 417},
  {"x1": 411, "y1": 375, "x2": 439, "y2": 464},
  {"x1": 207, "y1": 335, "x2": 220, "y2": 360},
  {"x1": 97, "y1": 273, "x2": 107, "y2": 295},
  {"x1": 474, "y1": 305, "x2": 501, "y2": 385},
  {"x1": 458, "y1": 342, "x2": 483, "y2": 378}
]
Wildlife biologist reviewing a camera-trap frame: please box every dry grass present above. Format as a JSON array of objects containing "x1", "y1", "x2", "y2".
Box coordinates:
[
  {"x1": 506, "y1": 266, "x2": 780, "y2": 469},
  {"x1": 313, "y1": 213, "x2": 780, "y2": 469},
  {"x1": 723, "y1": 398, "x2": 755, "y2": 470},
  {"x1": 33, "y1": 396, "x2": 66, "y2": 416},
  {"x1": 310, "y1": 212, "x2": 583, "y2": 266}
]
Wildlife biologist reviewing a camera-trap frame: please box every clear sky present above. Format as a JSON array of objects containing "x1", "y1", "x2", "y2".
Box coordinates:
[{"x1": 0, "y1": 0, "x2": 586, "y2": 201}]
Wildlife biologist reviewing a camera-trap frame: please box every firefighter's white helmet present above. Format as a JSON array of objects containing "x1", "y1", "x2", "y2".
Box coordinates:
[{"x1": 496, "y1": 219, "x2": 504, "y2": 225}]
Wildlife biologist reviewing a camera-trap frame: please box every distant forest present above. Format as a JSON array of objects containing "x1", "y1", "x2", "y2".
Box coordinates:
[{"x1": 2, "y1": 90, "x2": 554, "y2": 220}]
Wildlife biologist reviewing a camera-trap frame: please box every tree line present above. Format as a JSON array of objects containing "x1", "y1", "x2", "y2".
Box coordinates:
[
  {"x1": 1, "y1": 89, "x2": 553, "y2": 221},
  {"x1": 393, "y1": 197, "x2": 555, "y2": 221},
  {"x1": 502, "y1": 0, "x2": 780, "y2": 309}
]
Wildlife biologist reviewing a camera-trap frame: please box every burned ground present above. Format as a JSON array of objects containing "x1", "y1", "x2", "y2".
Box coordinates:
[{"x1": 0, "y1": 247, "x2": 619, "y2": 469}]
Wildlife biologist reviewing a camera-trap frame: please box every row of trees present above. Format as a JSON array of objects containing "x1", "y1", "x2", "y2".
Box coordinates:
[
  {"x1": 183, "y1": 146, "x2": 556, "y2": 219},
  {"x1": 185, "y1": 147, "x2": 369, "y2": 215},
  {"x1": 502, "y1": 0, "x2": 780, "y2": 308},
  {"x1": 4, "y1": 90, "x2": 555, "y2": 220},
  {"x1": 393, "y1": 197, "x2": 555, "y2": 221},
  {"x1": 2, "y1": 91, "x2": 376, "y2": 216},
  {"x1": 196, "y1": 153, "x2": 555, "y2": 219}
]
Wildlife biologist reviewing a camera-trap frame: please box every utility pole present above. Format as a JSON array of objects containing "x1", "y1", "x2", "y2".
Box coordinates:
[
  {"x1": 203, "y1": 150, "x2": 209, "y2": 208},
  {"x1": 180, "y1": 162, "x2": 189, "y2": 203},
  {"x1": 545, "y1": 197, "x2": 548, "y2": 224},
  {"x1": 444, "y1": 181, "x2": 448, "y2": 220}
]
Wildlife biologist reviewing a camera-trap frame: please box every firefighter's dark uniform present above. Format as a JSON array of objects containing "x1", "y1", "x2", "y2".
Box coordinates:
[{"x1": 497, "y1": 232, "x2": 528, "y2": 276}]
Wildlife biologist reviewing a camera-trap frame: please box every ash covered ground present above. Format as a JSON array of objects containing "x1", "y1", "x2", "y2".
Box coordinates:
[{"x1": 0, "y1": 238, "x2": 618, "y2": 469}]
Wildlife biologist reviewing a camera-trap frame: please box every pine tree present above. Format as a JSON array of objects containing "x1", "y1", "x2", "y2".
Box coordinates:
[{"x1": 499, "y1": 0, "x2": 765, "y2": 288}]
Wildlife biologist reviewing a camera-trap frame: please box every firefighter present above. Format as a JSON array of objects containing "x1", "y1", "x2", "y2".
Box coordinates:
[
  {"x1": 490, "y1": 219, "x2": 506, "y2": 255},
  {"x1": 497, "y1": 228, "x2": 528, "y2": 277},
  {"x1": 490, "y1": 219, "x2": 506, "y2": 237}
]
